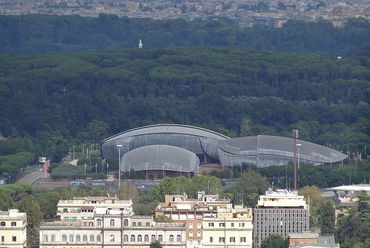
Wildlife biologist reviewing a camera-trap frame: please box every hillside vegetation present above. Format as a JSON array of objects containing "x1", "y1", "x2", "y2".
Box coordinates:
[
  {"x1": 0, "y1": 15, "x2": 369, "y2": 56},
  {"x1": 0, "y1": 47, "x2": 369, "y2": 163}
]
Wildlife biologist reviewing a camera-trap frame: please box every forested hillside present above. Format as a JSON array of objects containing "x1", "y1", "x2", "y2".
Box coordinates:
[
  {"x1": 0, "y1": 47, "x2": 369, "y2": 161},
  {"x1": 0, "y1": 14, "x2": 370, "y2": 56}
]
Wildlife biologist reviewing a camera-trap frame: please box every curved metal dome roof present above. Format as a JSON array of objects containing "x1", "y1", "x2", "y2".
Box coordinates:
[
  {"x1": 121, "y1": 145, "x2": 200, "y2": 173},
  {"x1": 218, "y1": 135, "x2": 347, "y2": 166},
  {"x1": 103, "y1": 124, "x2": 229, "y2": 142}
]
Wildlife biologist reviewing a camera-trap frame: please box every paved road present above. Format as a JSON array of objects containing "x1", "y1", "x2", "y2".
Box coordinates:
[{"x1": 17, "y1": 171, "x2": 47, "y2": 185}]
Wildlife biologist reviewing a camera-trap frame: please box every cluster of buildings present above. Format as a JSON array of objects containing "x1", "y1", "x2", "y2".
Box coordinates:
[
  {"x1": 0, "y1": 189, "x2": 339, "y2": 248},
  {"x1": 0, "y1": 0, "x2": 369, "y2": 27}
]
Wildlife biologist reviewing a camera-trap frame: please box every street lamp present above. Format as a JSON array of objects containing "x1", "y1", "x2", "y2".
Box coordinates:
[
  {"x1": 117, "y1": 144, "x2": 123, "y2": 188},
  {"x1": 297, "y1": 143, "x2": 302, "y2": 169}
]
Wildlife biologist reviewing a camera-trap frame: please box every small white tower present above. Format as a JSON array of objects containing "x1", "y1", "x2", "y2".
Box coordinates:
[{"x1": 138, "y1": 39, "x2": 143, "y2": 48}]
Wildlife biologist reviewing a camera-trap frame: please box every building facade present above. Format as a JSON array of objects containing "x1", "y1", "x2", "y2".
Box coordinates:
[
  {"x1": 253, "y1": 189, "x2": 309, "y2": 248},
  {"x1": 56, "y1": 196, "x2": 133, "y2": 221},
  {"x1": 0, "y1": 209, "x2": 27, "y2": 248},
  {"x1": 40, "y1": 209, "x2": 186, "y2": 248},
  {"x1": 156, "y1": 192, "x2": 253, "y2": 248}
]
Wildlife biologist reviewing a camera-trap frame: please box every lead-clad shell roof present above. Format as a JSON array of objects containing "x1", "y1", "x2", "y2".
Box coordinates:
[{"x1": 121, "y1": 145, "x2": 200, "y2": 173}]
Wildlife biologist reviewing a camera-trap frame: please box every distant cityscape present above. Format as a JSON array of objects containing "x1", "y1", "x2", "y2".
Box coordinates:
[{"x1": 0, "y1": 0, "x2": 369, "y2": 27}]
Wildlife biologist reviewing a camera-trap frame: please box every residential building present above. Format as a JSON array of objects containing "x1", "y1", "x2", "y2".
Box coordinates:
[
  {"x1": 40, "y1": 209, "x2": 186, "y2": 248},
  {"x1": 56, "y1": 196, "x2": 133, "y2": 222},
  {"x1": 253, "y1": 189, "x2": 309, "y2": 248},
  {"x1": 0, "y1": 209, "x2": 27, "y2": 248},
  {"x1": 289, "y1": 233, "x2": 339, "y2": 248},
  {"x1": 156, "y1": 191, "x2": 253, "y2": 248}
]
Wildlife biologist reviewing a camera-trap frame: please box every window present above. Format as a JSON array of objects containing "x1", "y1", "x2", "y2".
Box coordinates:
[
  {"x1": 123, "y1": 219, "x2": 129, "y2": 226},
  {"x1": 1, "y1": 236, "x2": 4, "y2": 242},
  {"x1": 231, "y1": 223, "x2": 234, "y2": 227},
  {"x1": 90, "y1": 235, "x2": 94, "y2": 242},
  {"x1": 110, "y1": 219, "x2": 115, "y2": 227},
  {"x1": 197, "y1": 223, "x2": 201, "y2": 228},
  {"x1": 197, "y1": 232, "x2": 201, "y2": 237},
  {"x1": 189, "y1": 223, "x2": 193, "y2": 228},
  {"x1": 219, "y1": 223, "x2": 225, "y2": 227},
  {"x1": 96, "y1": 219, "x2": 102, "y2": 226},
  {"x1": 230, "y1": 237, "x2": 236, "y2": 243},
  {"x1": 12, "y1": 236, "x2": 16, "y2": 242},
  {"x1": 130, "y1": 235, "x2": 135, "y2": 242},
  {"x1": 51, "y1": 234, "x2": 56, "y2": 242},
  {"x1": 43, "y1": 235, "x2": 48, "y2": 242},
  {"x1": 138, "y1": 235, "x2": 142, "y2": 242},
  {"x1": 176, "y1": 235, "x2": 181, "y2": 242},
  {"x1": 146, "y1": 222, "x2": 150, "y2": 226},
  {"x1": 0, "y1": 222, "x2": 5, "y2": 226},
  {"x1": 240, "y1": 237, "x2": 246, "y2": 243},
  {"x1": 83, "y1": 235, "x2": 87, "y2": 242},
  {"x1": 169, "y1": 235, "x2": 174, "y2": 242},
  {"x1": 158, "y1": 235, "x2": 163, "y2": 242},
  {"x1": 138, "y1": 222, "x2": 142, "y2": 227},
  {"x1": 97, "y1": 235, "x2": 101, "y2": 242},
  {"x1": 144, "y1": 235, "x2": 149, "y2": 242},
  {"x1": 124, "y1": 235, "x2": 128, "y2": 242},
  {"x1": 151, "y1": 235, "x2": 156, "y2": 242},
  {"x1": 219, "y1": 237, "x2": 225, "y2": 243},
  {"x1": 62, "y1": 235, "x2": 67, "y2": 242},
  {"x1": 76, "y1": 235, "x2": 81, "y2": 242},
  {"x1": 11, "y1": 222, "x2": 16, "y2": 226},
  {"x1": 209, "y1": 237, "x2": 213, "y2": 243},
  {"x1": 63, "y1": 208, "x2": 68, "y2": 213},
  {"x1": 189, "y1": 232, "x2": 193, "y2": 237},
  {"x1": 110, "y1": 235, "x2": 115, "y2": 242},
  {"x1": 208, "y1": 223, "x2": 214, "y2": 227},
  {"x1": 69, "y1": 235, "x2": 73, "y2": 242},
  {"x1": 132, "y1": 222, "x2": 136, "y2": 226}
]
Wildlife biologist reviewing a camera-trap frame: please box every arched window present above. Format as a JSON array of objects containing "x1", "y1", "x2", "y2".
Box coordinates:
[
  {"x1": 69, "y1": 234, "x2": 73, "y2": 242},
  {"x1": 144, "y1": 235, "x2": 149, "y2": 242},
  {"x1": 90, "y1": 235, "x2": 94, "y2": 242},
  {"x1": 110, "y1": 219, "x2": 115, "y2": 227},
  {"x1": 96, "y1": 235, "x2": 101, "y2": 242},
  {"x1": 169, "y1": 235, "x2": 174, "y2": 242},
  {"x1": 51, "y1": 234, "x2": 56, "y2": 242},
  {"x1": 123, "y1": 235, "x2": 128, "y2": 242},
  {"x1": 97, "y1": 219, "x2": 102, "y2": 226},
  {"x1": 137, "y1": 235, "x2": 142, "y2": 242},
  {"x1": 123, "y1": 219, "x2": 129, "y2": 226},
  {"x1": 76, "y1": 235, "x2": 81, "y2": 242},
  {"x1": 43, "y1": 235, "x2": 48, "y2": 242},
  {"x1": 83, "y1": 235, "x2": 88, "y2": 242},
  {"x1": 176, "y1": 235, "x2": 181, "y2": 242},
  {"x1": 151, "y1": 235, "x2": 156, "y2": 242},
  {"x1": 130, "y1": 235, "x2": 135, "y2": 242},
  {"x1": 158, "y1": 235, "x2": 163, "y2": 242},
  {"x1": 62, "y1": 235, "x2": 67, "y2": 242},
  {"x1": 110, "y1": 234, "x2": 115, "y2": 242}
]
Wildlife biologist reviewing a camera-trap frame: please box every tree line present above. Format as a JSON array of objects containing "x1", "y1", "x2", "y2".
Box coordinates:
[
  {"x1": 0, "y1": 47, "x2": 368, "y2": 164},
  {"x1": 0, "y1": 15, "x2": 369, "y2": 56}
]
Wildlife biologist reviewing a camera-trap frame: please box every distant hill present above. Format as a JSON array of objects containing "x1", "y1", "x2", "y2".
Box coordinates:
[
  {"x1": 0, "y1": 14, "x2": 370, "y2": 56},
  {"x1": 0, "y1": 47, "x2": 369, "y2": 161}
]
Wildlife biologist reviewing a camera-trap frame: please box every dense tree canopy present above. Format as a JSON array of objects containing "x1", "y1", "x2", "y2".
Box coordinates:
[
  {"x1": 0, "y1": 15, "x2": 369, "y2": 56},
  {"x1": 0, "y1": 47, "x2": 368, "y2": 164}
]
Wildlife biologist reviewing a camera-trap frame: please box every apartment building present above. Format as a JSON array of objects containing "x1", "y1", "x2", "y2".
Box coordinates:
[
  {"x1": 155, "y1": 191, "x2": 253, "y2": 248},
  {"x1": 253, "y1": 189, "x2": 309, "y2": 248},
  {"x1": 40, "y1": 198, "x2": 186, "y2": 248},
  {"x1": 0, "y1": 209, "x2": 27, "y2": 248},
  {"x1": 57, "y1": 196, "x2": 133, "y2": 222}
]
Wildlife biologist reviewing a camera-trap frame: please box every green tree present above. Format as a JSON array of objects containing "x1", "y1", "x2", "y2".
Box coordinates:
[
  {"x1": 318, "y1": 200, "x2": 335, "y2": 234},
  {"x1": 261, "y1": 234, "x2": 286, "y2": 248},
  {"x1": 150, "y1": 241, "x2": 163, "y2": 248},
  {"x1": 299, "y1": 185, "x2": 325, "y2": 226}
]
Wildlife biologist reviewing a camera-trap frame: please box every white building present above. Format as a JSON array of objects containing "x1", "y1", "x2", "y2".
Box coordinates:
[
  {"x1": 253, "y1": 189, "x2": 309, "y2": 248},
  {"x1": 0, "y1": 209, "x2": 27, "y2": 248}
]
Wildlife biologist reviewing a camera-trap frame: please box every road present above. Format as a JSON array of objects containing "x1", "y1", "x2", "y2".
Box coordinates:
[{"x1": 17, "y1": 171, "x2": 47, "y2": 185}]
